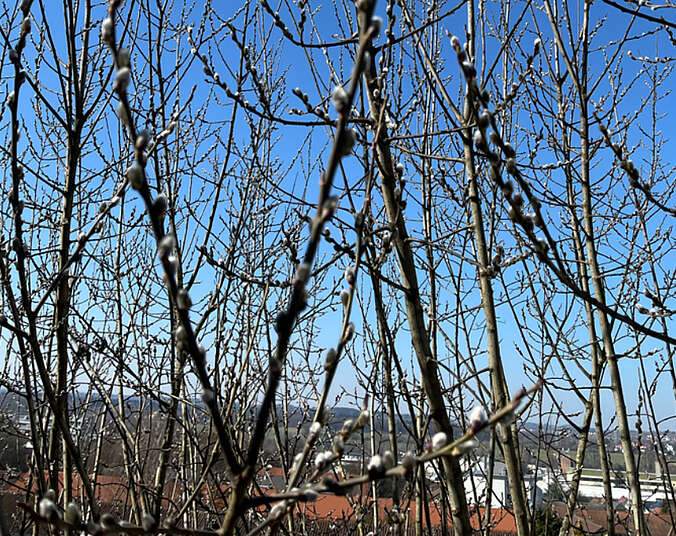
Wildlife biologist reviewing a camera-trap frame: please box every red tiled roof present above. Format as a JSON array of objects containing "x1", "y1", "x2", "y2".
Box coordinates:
[
  {"x1": 7, "y1": 470, "x2": 522, "y2": 534},
  {"x1": 553, "y1": 504, "x2": 675, "y2": 536},
  {"x1": 6, "y1": 471, "x2": 181, "y2": 508},
  {"x1": 293, "y1": 494, "x2": 517, "y2": 533}
]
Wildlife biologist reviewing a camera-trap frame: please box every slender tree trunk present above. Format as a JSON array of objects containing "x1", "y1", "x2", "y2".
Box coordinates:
[
  {"x1": 358, "y1": 9, "x2": 472, "y2": 530},
  {"x1": 558, "y1": 403, "x2": 592, "y2": 536},
  {"x1": 579, "y1": 109, "x2": 646, "y2": 536}
]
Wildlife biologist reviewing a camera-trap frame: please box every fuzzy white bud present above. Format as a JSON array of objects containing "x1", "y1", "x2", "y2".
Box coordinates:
[
  {"x1": 344, "y1": 266, "x2": 356, "y2": 285},
  {"x1": 126, "y1": 163, "x2": 144, "y2": 190},
  {"x1": 21, "y1": 17, "x2": 31, "y2": 35},
  {"x1": 38, "y1": 497, "x2": 58, "y2": 521},
  {"x1": 176, "y1": 289, "x2": 192, "y2": 310},
  {"x1": 332, "y1": 86, "x2": 348, "y2": 113},
  {"x1": 431, "y1": 431, "x2": 448, "y2": 450},
  {"x1": 158, "y1": 234, "x2": 176, "y2": 257},
  {"x1": 340, "y1": 128, "x2": 356, "y2": 156},
  {"x1": 117, "y1": 47, "x2": 130, "y2": 68},
  {"x1": 355, "y1": 409, "x2": 369, "y2": 429},
  {"x1": 401, "y1": 451, "x2": 416, "y2": 471},
  {"x1": 64, "y1": 502, "x2": 82, "y2": 526},
  {"x1": 340, "y1": 289, "x2": 350, "y2": 308},
  {"x1": 117, "y1": 101, "x2": 130, "y2": 127},
  {"x1": 324, "y1": 348, "x2": 337, "y2": 370},
  {"x1": 367, "y1": 454, "x2": 385, "y2": 476},
  {"x1": 141, "y1": 514, "x2": 157, "y2": 532},
  {"x1": 101, "y1": 17, "x2": 114, "y2": 44},
  {"x1": 469, "y1": 406, "x2": 488, "y2": 431},
  {"x1": 115, "y1": 67, "x2": 131, "y2": 91},
  {"x1": 309, "y1": 421, "x2": 322, "y2": 440},
  {"x1": 383, "y1": 450, "x2": 395, "y2": 468}
]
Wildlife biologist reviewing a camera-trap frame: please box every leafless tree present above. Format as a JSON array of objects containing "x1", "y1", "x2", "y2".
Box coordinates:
[{"x1": 1, "y1": 1, "x2": 675, "y2": 536}]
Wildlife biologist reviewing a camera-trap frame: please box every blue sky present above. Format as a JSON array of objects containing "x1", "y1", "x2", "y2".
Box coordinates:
[{"x1": 9, "y1": 0, "x2": 675, "y2": 432}]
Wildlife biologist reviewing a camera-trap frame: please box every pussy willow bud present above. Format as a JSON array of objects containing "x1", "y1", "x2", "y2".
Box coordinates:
[
  {"x1": 344, "y1": 266, "x2": 356, "y2": 285},
  {"x1": 469, "y1": 406, "x2": 488, "y2": 432},
  {"x1": 431, "y1": 431, "x2": 447, "y2": 450},
  {"x1": 383, "y1": 450, "x2": 395, "y2": 468},
  {"x1": 126, "y1": 163, "x2": 144, "y2": 190},
  {"x1": 175, "y1": 326, "x2": 188, "y2": 347},
  {"x1": 314, "y1": 451, "x2": 331, "y2": 471},
  {"x1": 38, "y1": 497, "x2": 58, "y2": 521},
  {"x1": 115, "y1": 67, "x2": 130, "y2": 91},
  {"x1": 461, "y1": 61, "x2": 476, "y2": 79},
  {"x1": 635, "y1": 303, "x2": 649, "y2": 314},
  {"x1": 100, "y1": 513, "x2": 118, "y2": 529},
  {"x1": 332, "y1": 86, "x2": 348, "y2": 113},
  {"x1": 324, "y1": 348, "x2": 337, "y2": 370},
  {"x1": 340, "y1": 129, "x2": 356, "y2": 156},
  {"x1": 308, "y1": 421, "x2": 322, "y2": 441},
  {"x1": 141, "y1": 514, "x2": 157, "y2": 532},
  {"x1": 342, "y1": 322, "x2": 355, "y2": 343},
  {"x1": 401, "y1": 451, "x2": 416, "y2": 472},
  {"x1": 332, "y1": 434, "x2": 345, "y2": 455},
  {"x1": 201, "y1": 388, "x2": 215, "y2": 405},
  {"x1": 176, "y1": 289, "x2": 192, "y2": 310},
  {"x1": 321, "y1": 195, "x2": 340, "y2": 220},
  {"x1": 64, "y1": 502, "x2": 82, "y2": 526},
  {"x1": 101, "y1": 17, "x2": 114, "y2": 44},
  {"x1": 21, "y1": 17, "x2": 31, "y2": 35},
  {"x1": 117, "y1": 47, "x2": 130, "y2": 68},
  {"x1": 117, "y1": 101, "x2": 130, "y2": 127},
  {"x1": 478, "y1": 110, "x2": 491, "y2": 129},
  {"x1": 135, "y1": 129, "x2": 150, "y2": 151},
  {"x1": 340, "y1": 289, "x2": 350, "y2": 308},
  {"x1": 355, "y1": 409, "x2": 369, "y2": 429},
  {"x1": 152, "y1": 195, "x2": 167, "y2": 218},
  {"x1": 367, "y1": 454, "x2": 385, "y2": 477},
  {"x1": 296, "y1": 262, "x2": 310, "y2": 283},
  {"x1": 450, "y1": 35, "x2": 460, "y2": 51},
  {"x1": 158, "y1": 234, "x2": 176, "y2": 257}
]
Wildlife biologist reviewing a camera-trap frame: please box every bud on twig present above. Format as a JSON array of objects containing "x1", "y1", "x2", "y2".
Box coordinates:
[
  {"x1": 431, "y1": 432, "x2": 447, "y2": 450},
  {"x1": 469, "y1": 406, "x2": 487, "y2": 432},
  {"x1": 367, "y1": 454, "x2": 385, "y2": 477},
  {"x1": 126, "y1": 164, "x2": 144, "y2": 190},
  {"x1": 115, "y1": 67, "x2": 131, "y2": 92},
  {"x1": 101, "y1": 17, "x2": 114, "y2": 44}
]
